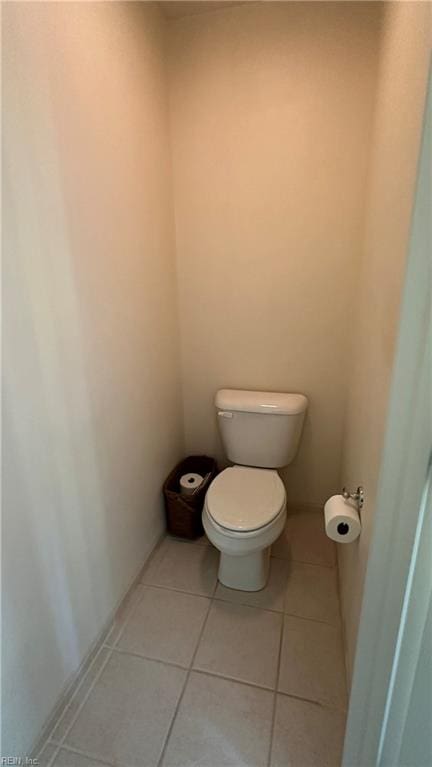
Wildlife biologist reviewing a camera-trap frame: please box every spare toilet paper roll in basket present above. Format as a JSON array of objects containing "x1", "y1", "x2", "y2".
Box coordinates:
[
  {"x1": 180, "y1": 473, "x2": 204, "y2": 496},
  {"x1": 324, "y1": 494, "x2": 361, "y2": 543}
]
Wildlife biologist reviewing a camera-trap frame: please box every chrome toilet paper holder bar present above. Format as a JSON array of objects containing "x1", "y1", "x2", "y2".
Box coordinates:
[{"x1": 342, "y1": 486, "x2": 364, "y2": 511}]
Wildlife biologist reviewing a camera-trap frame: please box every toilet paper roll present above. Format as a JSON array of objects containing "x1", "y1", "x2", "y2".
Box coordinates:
[
  {"x1": 324, "y1": 494, "x2": 361, "y2": 543},
  {"x1": 180, "y1": 473, "x2": 204, "y2": 496}
]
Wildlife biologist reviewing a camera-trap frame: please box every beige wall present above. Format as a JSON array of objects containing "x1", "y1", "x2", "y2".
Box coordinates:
[
  {"x1": 168, "y1": 1, "x2": 381, "y2": 505},
  {"x1": 338, "y1": 1, "x2": 431, "y2": 683},
  {"x1": 2, "y1": 2, "x2": 183, "y2": 755}
]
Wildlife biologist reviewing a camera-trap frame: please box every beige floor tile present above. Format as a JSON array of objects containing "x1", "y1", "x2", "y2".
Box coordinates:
[
  {"x1": 162, "y1": 671, "x2": 274, "y2": 767},
  {"x1": 194, "y1": 601, "x2": 282, "y2": 689},
  {"x1": 278, "y1": 616, "x2": 347, "y2": 708},
  {"x1": 142, "y1": 538, "x2": 218, "y2": 596},
  {"x1": 215, "y1": 558, "x2": 289, "y2": 612},
  {"x1": 53, "y1": 749, "x2": 112, "y2": 767},
  {"x1": 116, "y1": 586, "x2": 210, "y2": 667},
  {"x1": 272, "y1": 511, "x2": 336, "y2": 567},
  {"x1": 50, "y1": 648, "x2": 111, "y2": 743},
  {"x1": 64, "y1": 652, "x2": 186, "y2": 767},
  {"x1": 271, "y1": 694, "x2": 346, "y2": 767},
  {"x1": 284, "y1": 561, "x2": 340, "y2": 625}
]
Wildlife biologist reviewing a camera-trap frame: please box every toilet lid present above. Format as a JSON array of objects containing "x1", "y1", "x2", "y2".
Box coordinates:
[{"x1": 206, "y1": 466, "x2": 286, "y2": 532}]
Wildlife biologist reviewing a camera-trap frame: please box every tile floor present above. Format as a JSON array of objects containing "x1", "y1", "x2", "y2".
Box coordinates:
[{"x1": 37, "y1": 510, "x2": 347, "y2": 767}]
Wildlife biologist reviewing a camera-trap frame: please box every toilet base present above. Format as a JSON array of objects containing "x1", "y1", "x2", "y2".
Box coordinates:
[{"x1": 218, "y1": 547, "x2": 271, "y2": 591}]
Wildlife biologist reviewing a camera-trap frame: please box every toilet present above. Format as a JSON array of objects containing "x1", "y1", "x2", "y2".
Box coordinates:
[{"x1": 203, "y1": 389, "x2": 308, "y2": 591}]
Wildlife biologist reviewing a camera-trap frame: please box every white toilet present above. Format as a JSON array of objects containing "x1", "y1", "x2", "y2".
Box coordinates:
[{"x1": 203, "y1": 389, "x2": 308, "y2": 591}]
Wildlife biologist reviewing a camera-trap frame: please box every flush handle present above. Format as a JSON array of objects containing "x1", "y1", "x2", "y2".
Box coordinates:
[{"x1": 217, "y1": 411, "x2": 233, "y2": 419}]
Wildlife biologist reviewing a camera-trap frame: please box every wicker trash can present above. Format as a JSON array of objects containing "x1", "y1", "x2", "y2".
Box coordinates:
[{"x1": 163, "y1": 455, "x2": 218, "y2": 540}]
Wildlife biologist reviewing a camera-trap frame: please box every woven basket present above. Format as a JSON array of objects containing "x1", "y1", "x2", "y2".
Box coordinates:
[{"x1": 163, "y1": 455, "x2": 218, "y2": 539}]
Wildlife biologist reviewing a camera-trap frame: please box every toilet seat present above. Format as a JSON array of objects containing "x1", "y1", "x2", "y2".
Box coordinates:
[{"x1": 206, "y1": 466, "x2": 286, "y2": 532}]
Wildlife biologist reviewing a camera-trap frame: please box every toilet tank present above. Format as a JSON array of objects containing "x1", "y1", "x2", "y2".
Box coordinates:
[{"x1": 215, "y1": 389, "x2": 308, "y2": 469}]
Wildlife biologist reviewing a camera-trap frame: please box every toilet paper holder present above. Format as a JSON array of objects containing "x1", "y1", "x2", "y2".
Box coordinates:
[{"x1": 342, "y1": 486, "x2": 364, "y2": 511}]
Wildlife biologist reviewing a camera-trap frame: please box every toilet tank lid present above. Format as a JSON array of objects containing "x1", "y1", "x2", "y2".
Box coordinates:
[{"x1": 215, "y1": 389, "x2": 308, "y2": 415}]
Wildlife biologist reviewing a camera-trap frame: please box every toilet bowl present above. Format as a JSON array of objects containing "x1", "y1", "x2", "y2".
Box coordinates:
[
  {"x1": 203, "y1": 465, "x2": 287, "y2": 591},
  {"x1": 204, "y1": 388, "x2": 307, "y2": 591}
]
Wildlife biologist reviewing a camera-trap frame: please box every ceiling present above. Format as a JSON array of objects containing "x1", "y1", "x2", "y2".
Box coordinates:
[{"x1": 159, "y1": 2, "x2": 248, "y2": 20}]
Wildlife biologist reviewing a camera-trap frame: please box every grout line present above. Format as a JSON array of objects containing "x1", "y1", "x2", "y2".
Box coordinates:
[
  {"x1": 42, "y1": 541, "x2": 217, "y2": 759},
  {"x1": 122, "y1": 577, "x2": 340, "y2": 629},
  {"x1": 190, "y1": 665, "x2": 276, "y2": 693},
  {"x1": 97, "y1": 643, "x2": 283, "y2": 697},
  {"x1": 108, "y1": 645, "x2": 189, "y2": 672},
  {"x1": 39, "y1": 534, "x2": 346, "y2": 765},
  {"x1": 138, "y1": 580, "x2": 215, "y2": 600},
  {"x1": 54, "y1": 743, "x2": 115, "y2": 766},
  {"x1": 49, "y1": 738, "x2": 63, "y2": 748},
  {"x1": 175, "y1": 664, "x2": 346, "y2": 714},
  {"x1": 212, "y1": 594, "x2": 285, "y2": 615},
  {"x1": 271, "y1": 553, "x2": 336, "y2": 569},
  {"x1": 48, "y1": 659, "x2": 346, "y2": 767},
  {"x1": 282, "y1": 610, "x2": 341, "y2": 628},
  {"x1": 267, "y1": 611, "x2": 285, "y2": 767},
  {"x1": 36, "y1": 742, "x2": 61, "y2": 767},
  {"x1": 30, "y1": 618, "x2": 113, "y2": 757},
  {"x1": 168, "y1": 533, "x2": 336, "y2": 569},
  {"x1": 209, "y1": 596, "x2": 281, "y2": 617},
  {"x1": 44, "y1": 586, "x2": 346, "y2": 767},
  {"x1": 190, "y1": 666, "x2": 275, "y2": 695},
  {"x1": 276, "y1": 688, "x2": 348, "y2": 714},
  {"x1": 45, "y1": 643, "x2": 113, "y2": 745},
  {"x1": 47, "y1": 654, "x2": 346, "y2": 767},
  {"x1": 156, "y1": 592, "x2": 215, "y2": 767},
  {"x1": 47, "y1": 749, "x2": 61, "y2": 767},
  {"x1": 54, "y1": 634, "x2": 348, "y2": 719},
  {"x1": 49, "y1": 648, "x2": 113, "y2": 750},
  {"x1": 33, "y1": 541, "x2": 166, "y2": 758},
  {"x1": 212, "y1": 595, "x2": 340, "y2": 627}
]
